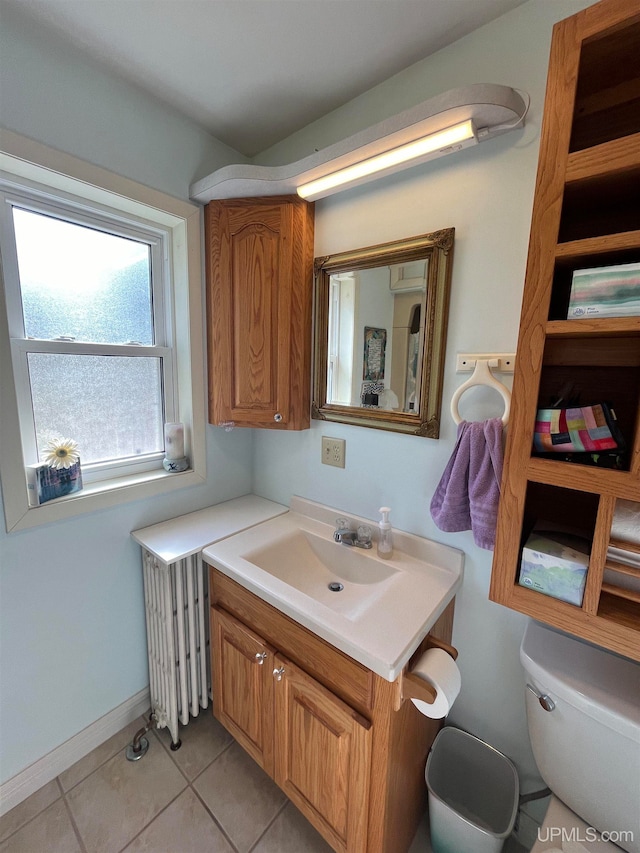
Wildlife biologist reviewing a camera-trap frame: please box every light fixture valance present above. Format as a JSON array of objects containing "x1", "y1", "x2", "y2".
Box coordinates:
[{"x1": 189, "y1": 84, "x2": 527, "y2": 203}]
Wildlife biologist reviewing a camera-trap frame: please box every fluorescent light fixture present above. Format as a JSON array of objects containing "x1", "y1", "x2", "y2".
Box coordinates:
[
  {"x1": 189, "y1": 86, "x2": 528, "y2": 204},
  {"x1": 297, "y1": 120, "x2": 477, "y2": 201}
]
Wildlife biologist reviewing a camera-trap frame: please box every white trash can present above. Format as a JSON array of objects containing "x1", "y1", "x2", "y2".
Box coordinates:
[{"x1": 426, "y1": 726, "x2": 519, "y2": 853}]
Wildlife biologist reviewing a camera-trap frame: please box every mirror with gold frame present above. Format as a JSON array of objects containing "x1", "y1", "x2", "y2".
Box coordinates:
[{"x1": 312, "y1": 228, "x2": 454, "y2": 437}]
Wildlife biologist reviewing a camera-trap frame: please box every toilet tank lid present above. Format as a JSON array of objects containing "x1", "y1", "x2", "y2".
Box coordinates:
[{"x1": 520, "y1": 621, "x2": 640, "y2": 741}]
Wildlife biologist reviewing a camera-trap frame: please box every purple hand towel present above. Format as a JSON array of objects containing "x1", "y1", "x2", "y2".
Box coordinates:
[{"x1": 430, "y1": 418, "x2": 504, "y2": 550}]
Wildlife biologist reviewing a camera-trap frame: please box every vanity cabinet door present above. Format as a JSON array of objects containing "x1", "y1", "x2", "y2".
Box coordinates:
[
  {"x1": 205, "y1": 196, "x2": 314, "y2": 430},
  {"x1": 272, "y1": 654, "x2": 372, "y2": 853},
  {"x1": 211, "y1": 606, "x2": 275, "y2": 775}
]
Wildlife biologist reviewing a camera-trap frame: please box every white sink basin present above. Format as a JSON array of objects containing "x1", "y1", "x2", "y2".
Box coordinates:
[
  {"x1": 203, "y1": 496, "x2": 463, "y2": 681},
  {"x1": 243, "y1": 529, "x2": 400, "y2": 620}
]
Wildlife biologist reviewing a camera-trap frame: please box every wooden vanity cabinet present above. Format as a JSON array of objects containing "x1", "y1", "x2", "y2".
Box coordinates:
[
  {"x1": 489, "y1": 0, "x2": 640, "y2": 661},
  {"x1": 210, "y1": 567, "x2": 454, "y2": 853},
  {"x1": 205, "y1": 196, "x2": 314, "y2": 430}
]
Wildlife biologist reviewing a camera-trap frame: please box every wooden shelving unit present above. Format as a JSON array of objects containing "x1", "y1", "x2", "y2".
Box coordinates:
[{"x1": 489, "y1": 0, "x2": 640, "y2": 662}]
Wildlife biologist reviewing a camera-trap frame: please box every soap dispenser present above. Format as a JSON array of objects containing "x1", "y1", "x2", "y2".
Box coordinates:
[{"x1": 377, "y1": 507, "x2": 393, "y2": 559}]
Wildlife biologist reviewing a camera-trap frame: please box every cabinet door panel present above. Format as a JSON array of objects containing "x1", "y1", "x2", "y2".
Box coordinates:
[
  {"x1": 273, "y1": 654, "x2": 371, "y2": 853},
  {"x1": 229, "y1": 213, "x2": 291, "y2": 417},
  {"x1": 211, "y1": 606, "x2": 275, "y2": 774}
]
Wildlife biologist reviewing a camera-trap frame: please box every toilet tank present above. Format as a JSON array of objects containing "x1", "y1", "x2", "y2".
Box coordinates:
[{"x1": 521, "y1": 621, "x2": 640, "y2": 853}]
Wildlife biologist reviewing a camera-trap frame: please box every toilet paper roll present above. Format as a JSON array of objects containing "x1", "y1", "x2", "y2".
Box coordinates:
[{"x1": 410, "y1": 647, "x2": 461, "y2": 719}]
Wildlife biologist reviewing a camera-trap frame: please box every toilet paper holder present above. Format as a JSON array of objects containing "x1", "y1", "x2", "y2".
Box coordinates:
[{"x1": 398, "y1": 635, "x2": 458, "y2": 708}]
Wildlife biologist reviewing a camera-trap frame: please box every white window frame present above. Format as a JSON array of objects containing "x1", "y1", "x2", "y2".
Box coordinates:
[
  {"x1": 2, "y1": 188, "x2": 176, "y2": 482},
  {"x1": 0, "y1": 131, "x2": 206, "y2": 532}
]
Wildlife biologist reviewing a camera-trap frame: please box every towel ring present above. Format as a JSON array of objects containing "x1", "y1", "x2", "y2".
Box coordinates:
[{"x1": 450, "y1": 359, "x2": 511, "y2": 425}]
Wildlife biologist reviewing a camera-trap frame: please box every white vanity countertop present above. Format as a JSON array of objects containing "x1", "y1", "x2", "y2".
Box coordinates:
[
  {"x1": 131, "y1": 495, "x2": 288, "y2": 564},
  {"x1": 203, "y1": 496, "x2": 464, "y2": 682}
]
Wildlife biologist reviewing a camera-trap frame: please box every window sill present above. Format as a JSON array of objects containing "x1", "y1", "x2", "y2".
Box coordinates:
[{"x1": 7, "y1": 466, "x2": 205, "y2": 532}]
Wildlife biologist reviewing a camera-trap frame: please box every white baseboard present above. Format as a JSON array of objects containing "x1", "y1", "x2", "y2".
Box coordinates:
[{"x1": 0, "y1": 688, "x2": 150, "y2": 817}]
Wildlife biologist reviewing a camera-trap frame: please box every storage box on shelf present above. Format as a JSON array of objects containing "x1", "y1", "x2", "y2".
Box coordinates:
[
  {"x1": 567, "y1": 261, "x2": 640, "y2": 319},
  {"x1": 490, "y1": 0, "x2": 640, "y2": 662}
]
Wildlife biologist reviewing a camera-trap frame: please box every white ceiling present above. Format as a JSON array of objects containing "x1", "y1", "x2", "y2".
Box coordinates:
[{"x1": 6, "y1": 0, "x2": 528, "y2": 157}]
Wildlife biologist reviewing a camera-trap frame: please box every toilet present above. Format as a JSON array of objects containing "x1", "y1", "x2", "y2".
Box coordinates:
[{"x1": 520, "y1": 620, "x2": 640, "y2": 853}]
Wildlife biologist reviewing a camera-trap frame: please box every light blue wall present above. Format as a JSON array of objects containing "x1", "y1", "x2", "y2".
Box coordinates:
[
  {"x1": 0, "y1": 7, "x2": 254, "y2": 784},
  {"x1": 0, "y1": 437, "x2": 251, "y2": 782},
  {"x1": 0, "y1": 2, "x2": 247, "y2": 198},
  {"x1": 251, "y1": 0, "x2": 594, "y2": 797}
]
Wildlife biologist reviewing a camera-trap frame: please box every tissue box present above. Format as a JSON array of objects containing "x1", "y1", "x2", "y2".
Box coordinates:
[
  {"x1": 519, "y1": 533, "x2": 589, "y2": 606},
  {"x1": 567, "y1": 261, "x2": 640, "y2": 319},
  {"x1": 26, "y1": 460, "x2": 83, "y2": 506}
]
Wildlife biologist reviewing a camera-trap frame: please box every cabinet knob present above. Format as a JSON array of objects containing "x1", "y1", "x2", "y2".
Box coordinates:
[
  {"x1": 526, "y1": 683, "x2": 555, "y2": 712},
  {"x1": 273, "y1": 666, "x2": 285, "y2": 682},
  {"x1": 273, "y1": 413, "x2": 283, "y2": 423},
  {"x1": 254, "y1": 652, "x2": 267, "y2": 665}
]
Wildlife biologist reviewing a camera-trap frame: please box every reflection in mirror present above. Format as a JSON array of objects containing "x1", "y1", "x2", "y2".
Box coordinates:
[
  {"x1": 326, "y1": 259, "x2": 427, "y2": 412},
  {"x1": 313, "y1": 229, "x2": 454, "y2": 437}
]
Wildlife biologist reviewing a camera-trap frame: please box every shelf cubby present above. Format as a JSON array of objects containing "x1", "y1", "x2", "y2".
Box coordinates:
[
  {"x1": 521, "y1": 482, "x2": 599, "y2": 545},
  {"x1": 570, "y1": 19, "x2": 640, "y2": 151},
  {"x1": 548, "y1": 243, "x2": 640, "y2": 321},
  {"x1": 534, "y1": 358, "x2": 640, "y2": 472},
  {"x1": 598, "y1": 591, "x2": 640, "y2": 630},
  {"x1": 558, "y1": 168, "x2": 640, "y2": 243}
]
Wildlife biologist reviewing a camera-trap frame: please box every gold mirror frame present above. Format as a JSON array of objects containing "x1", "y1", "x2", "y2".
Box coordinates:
[{"x1": 312, "y1": 228, "x2": 454, "y2": 437}]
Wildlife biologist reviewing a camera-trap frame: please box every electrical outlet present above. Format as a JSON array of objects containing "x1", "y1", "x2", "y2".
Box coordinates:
[{"x1": 321, "y1": 436, "x2": 345, "y2": 468}]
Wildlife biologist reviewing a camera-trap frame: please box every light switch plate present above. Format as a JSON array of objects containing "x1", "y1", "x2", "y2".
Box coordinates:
[{"x1": 321, "y1": 436, "x2": 345, "y2": 468}]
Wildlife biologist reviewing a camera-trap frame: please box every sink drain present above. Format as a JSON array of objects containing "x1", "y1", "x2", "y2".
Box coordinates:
[{"x1": 328, "y1": 582, "x2": 344, "y2": 592}]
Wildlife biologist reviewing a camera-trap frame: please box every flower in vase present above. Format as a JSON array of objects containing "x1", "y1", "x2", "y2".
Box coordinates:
[{"x1": 43, "y1": 437, "x2": 80, "y2": 470}]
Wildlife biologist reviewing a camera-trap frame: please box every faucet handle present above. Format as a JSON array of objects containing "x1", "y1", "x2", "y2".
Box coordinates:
[
  {"x1": 335, "y1": 517, "x2": 350, "y2": 531},
  {"x1": 357, "y1": 525, "x2": 372, "y2": 545}
]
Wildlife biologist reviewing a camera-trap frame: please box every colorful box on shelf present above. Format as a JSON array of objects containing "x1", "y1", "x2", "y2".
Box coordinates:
[
  {"x1": 26, "y1": 460, "x2": 83, "y2": 506},
  {"x1": 518, "y1": 532, "x2": 589, "y2": 606},
  {"x1": 567, "y1": 261, "x2": 640, "y2": 319},
  {"x1": 533, "y1": 403, "x2": 624, "y2": 455}
]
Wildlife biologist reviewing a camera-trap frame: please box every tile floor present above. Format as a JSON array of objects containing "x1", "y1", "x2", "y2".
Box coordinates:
[{"x1": 0, "y1": 711, "x2": 529, "y2": 853}]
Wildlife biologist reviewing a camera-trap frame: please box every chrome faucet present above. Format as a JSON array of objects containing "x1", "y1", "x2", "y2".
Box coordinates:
[
  {"x1": 334, "y1": 528, "x2": 358, "y2": 545},
  {"x1": 333, "y1": 518, "x2": 372, "y2": 549}
]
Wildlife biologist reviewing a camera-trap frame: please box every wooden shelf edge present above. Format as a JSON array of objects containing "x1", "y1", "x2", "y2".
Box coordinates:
[
  {"x1": 490, "y1": 585, "x2": 640, "y2": 662},
  {"x1": 601, "y1": 582, "x2": 640, "y2": 604},
  {"x1": 526, "y1": 457, "x2": 640, "y2": 500},
  {"x1": 580, "y1": 3, "x2": 640, "y2": 44},
  {"x1": 605, "y1": 558, "x2": 640, "y2": 577},
  {"x1": 609, "y1": 537, "x2": 640, "y2": 555},
  {"x1": 555, "y1": 230, "x2": 640, "y2": 260},
  {"x1": 565, "y1": 132, "x2": 640, "y2": 184},
  {"x1": 545, "y1": 317, "x2": 640, "y2": 338}
]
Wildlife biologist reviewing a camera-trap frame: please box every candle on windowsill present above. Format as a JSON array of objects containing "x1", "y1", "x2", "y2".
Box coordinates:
[{"x1": 164, "y1": 422, "x2": 184, "y2": 460}]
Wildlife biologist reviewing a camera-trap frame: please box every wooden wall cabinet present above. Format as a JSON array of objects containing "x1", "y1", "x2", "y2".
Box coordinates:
[
  {"x1": 490, "y1": 0, "x2": 640, "y2": 661},
  {"x1": 210, "y1": 568, "x2": 454, "y2": 853},
  {"x1": 205, "y1": 196, "x2": 314, "y2": 430}
]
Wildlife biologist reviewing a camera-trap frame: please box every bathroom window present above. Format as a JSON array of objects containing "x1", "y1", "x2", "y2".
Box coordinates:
[
  {"x1": 0, "y1": 139, "x2": 206, "y2": 532},
  {"x1": 7, "y1": 203, "x2": 170, "y2": 474}
]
